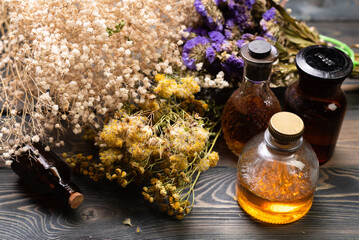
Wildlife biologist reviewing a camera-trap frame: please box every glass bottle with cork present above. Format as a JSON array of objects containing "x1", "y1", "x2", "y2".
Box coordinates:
[
  {"x1": 284, "y1": 45, "x2": 353, "y2": 164},
  {"x1": 11, "y1": 143, "x2": 84, "y2": 209},
  {"x1": 221, "y1": 40, "x2": 281, "y2": 156},
  {"x1": 236, "y1": 112, "x2": 319, "y2": 224}
]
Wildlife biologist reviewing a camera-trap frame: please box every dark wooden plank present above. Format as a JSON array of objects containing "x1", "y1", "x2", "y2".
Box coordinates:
[
  {"x1": 1, "y1": 166, "x2": 359, "y2": 239},
  {"x1": 309, "y1": 21, "x2": 359, "y2": 48},
  {"x1": 286, "y1": 0, "x2": 359, "y2": 21}
]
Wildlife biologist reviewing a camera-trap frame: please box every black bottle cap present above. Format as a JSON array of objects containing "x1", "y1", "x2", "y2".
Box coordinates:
[
  {"x1": 240, "y1": 40, "x2": 278, "y2": 81},
  {"x1": 248, "y1": 40, "x2": 272, "y2": 59},
  {"x1": 296, "y1": 45, "x2": 353, "y2": 83},
  {"x1": 241, "y1": 40, "x2": 278, "y2": 64}
]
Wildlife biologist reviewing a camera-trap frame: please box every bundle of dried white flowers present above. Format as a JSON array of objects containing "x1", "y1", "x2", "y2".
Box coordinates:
[{"x1": 0, "y1": 0, "x2": 229, "y2": 159}]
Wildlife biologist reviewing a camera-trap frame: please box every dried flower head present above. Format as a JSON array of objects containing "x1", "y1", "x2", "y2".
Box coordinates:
[
  {"x1": 0, "y1": 0, "x2": 198, "y2": 156},
  {"x1": 64, "y1": 74, "x2": 220, "y2": 219}
]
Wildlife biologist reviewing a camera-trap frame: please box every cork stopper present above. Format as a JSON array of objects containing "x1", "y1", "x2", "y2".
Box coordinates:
[
  {"x1": 69, "y1": 192, "x2": 84, "y2": 209},
  {"x1": 268, "y1": 112, "x2": 304, "y2": 144}
]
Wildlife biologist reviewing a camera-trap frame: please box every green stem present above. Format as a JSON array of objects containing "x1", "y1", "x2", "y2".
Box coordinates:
[
  {"x1": 319, "y1": 34, "x2": 359, "y2": 67},
  {"x1": 182, "y1": 170, "x2": 201, "y2": 200}
]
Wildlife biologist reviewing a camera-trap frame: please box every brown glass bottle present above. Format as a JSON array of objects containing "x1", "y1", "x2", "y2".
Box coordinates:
[
  {"x1": 11, "y1": 143, "x2": 84, "y2": 209},
  {"x1": 284, "y1": 45, "x2": 353, "y2": 164},
  {"x1": 222, "y1": 40, "x2": 281, "y2": 156}
]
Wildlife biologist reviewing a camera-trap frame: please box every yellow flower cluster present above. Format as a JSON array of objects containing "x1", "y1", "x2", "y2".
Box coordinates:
[
  {"x1": 166, "y1": 120, "x2": 209, "y2": 158},
  {"x1": 180, "y1": 98, "x2": 209, "y2": 116},
  {"x1": 66, "y1": 109, "x2": 219, "y2": 219},
  {"x1": 65, "y1": 73, "x2": 220, "y2": 219},
  {"x1": 197, "y1": 152, "x2": 219, "y2": 171},
  {"x1": 154, "y1": 74, "x2": 200, "y2": 99},
  {"x1": 64, "y1": 153, "x2": 105, "y2": 182}
]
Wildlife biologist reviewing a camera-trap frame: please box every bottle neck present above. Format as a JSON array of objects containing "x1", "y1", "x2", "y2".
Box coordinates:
[
  {"x1": 298, "y1": 74, "x2": 343, "y2": 97},
  {"x1": 239, "y1": 76, "x2": 270, "y2": 96},
  {"x1": 264, "y1": 129, "x2": 302, "y2": 153},
  {"x1": 243, "y1": 61, "x2": 272, "y2": 83}
]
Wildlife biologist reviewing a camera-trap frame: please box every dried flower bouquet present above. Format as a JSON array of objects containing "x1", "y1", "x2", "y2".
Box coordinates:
[{"x1": 1, "y1": 0, "x2": 358, "y2": 219}]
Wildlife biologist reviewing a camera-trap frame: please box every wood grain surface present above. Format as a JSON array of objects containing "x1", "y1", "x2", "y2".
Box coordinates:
[
  {"x1": 286, "y1": 0, "x2": 359, "y2": 21},
  {"x1": 1, "y1": 167, "x2": 359, "y2": 239},
  {"x1": 1, "y1": 11, "x2": 359, "y2": 240}
]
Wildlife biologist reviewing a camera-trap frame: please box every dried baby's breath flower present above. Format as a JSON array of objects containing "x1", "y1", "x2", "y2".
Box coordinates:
[{"x1": 0, "y1": 0, "x2": 199, "y2": 156}]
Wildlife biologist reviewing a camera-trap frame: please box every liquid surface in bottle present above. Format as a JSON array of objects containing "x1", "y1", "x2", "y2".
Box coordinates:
[{"x1": 236, "y1": 158, "x2": 315, "y2": 224}]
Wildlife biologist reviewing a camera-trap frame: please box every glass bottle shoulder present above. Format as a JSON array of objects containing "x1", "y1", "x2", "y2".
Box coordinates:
[
  {"x1": 237, "y1": 134, "x2": 319, "y2": 199},
  {"x1": 285, "y1": 81, "x2": 347, "y2": 111}
]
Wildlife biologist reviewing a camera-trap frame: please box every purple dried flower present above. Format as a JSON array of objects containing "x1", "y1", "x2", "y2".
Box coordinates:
[
  {"x1": 244, "y1": 0, "x2": 255, "y2": 9},
  {"x1": 225, "y1": 19, "x2": 235, "y2": 29},
  {"x1": 222, "y1": 54, "x2": 244, "y2": 76},
  {"x1": 186, "y1": 27, "x2": 208, "y2": 37},
  {"x1": 236, "y1": 39, "x2": 245, "y2": 48},
  {"x1": 261, "y1": 21, "x2": 268, "y2": 32},
  {"x1": 194, "y1": 0, "x2": 224, "y2": 31},
  {"x1": 206, "y1": 46, "x2": 216, "y2": 63},
  {"x1": 209, "y1": 31, "x2": 225, "y2": 44},
  {"x1": 182, "y1": 0, "x2": 279, "y2": 83},
  {"x1": 224, "y1": 29, "x2": 233, "y2": 39},
  {"x1": 214, "y1": 0, "x2": 227, "y2": 5},
  {"x1": 194, "y1": 0, "x2": 207, "y2": 17},
  {"x1": 255, "y1": 36, "x2": 265, "y2": 41},
  {"x1": 228, "y1": 0, "x2": 251, "y2": 31},
  {"x1": 226, "y1": 55, "x2": 244, "y2": 68},
  {"x1": 263, "y1": 7, "x2": 276, "y2": 21},
  {"x1": 241, "y1": 33, "x2": 254, "y2": 40},
  {"x1": 211, "y1": 42, "x2": 222, "y2": 52},
  {"x1": 264, "y1": 32, "x2": 276, "y2": 42},
  {"x1": 182, "y1": 36, "x2": 210, "y2": 70}
]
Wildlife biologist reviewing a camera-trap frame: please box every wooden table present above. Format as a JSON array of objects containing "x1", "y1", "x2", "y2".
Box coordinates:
[{"x1": 1, "y1": 22, "x2": 359, "y2": 240}]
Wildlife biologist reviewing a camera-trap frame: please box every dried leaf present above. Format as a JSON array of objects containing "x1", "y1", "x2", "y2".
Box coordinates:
[
  {"x1": 286, "y1": 35, "x2": 317, "y2": 48},
  {"x1": 123, "y1": 218, "x2": 133, "y2": 226},
  {"x1": 269, "y1": 0, "x2": 320, "y2": 44}
]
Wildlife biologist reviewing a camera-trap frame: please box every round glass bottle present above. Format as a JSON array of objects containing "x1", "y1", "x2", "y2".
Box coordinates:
[
  {"x1": 284, "y1": 45, "x2": 353, "y2": 164},
  {"x1": 221, "y1": 40, "x2": 281, "y2": 156},
  {"x1": 236, "y1": 112, "x2": 319, "y2": 224}
]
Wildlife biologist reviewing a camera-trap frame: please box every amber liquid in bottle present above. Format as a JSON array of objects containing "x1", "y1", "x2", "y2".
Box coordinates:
[
  {"x1": 236, "y1": 182, "x2": 314, "y2": 224},
  {"x1": 222, "y1": 40, "x2": 281, "y2": 156},
  {"x1": 236, "y1": 160, "x2": 315, "y2": 224},
  {"x1": 284, "y1": 45, "x2": 352, "y2": 165},
  {"x1": 222, "y1": 90, "x2": 280, "y2": 156},
  {"x1": 284, "y1": 80, "x2": 347, "y2": 164}
]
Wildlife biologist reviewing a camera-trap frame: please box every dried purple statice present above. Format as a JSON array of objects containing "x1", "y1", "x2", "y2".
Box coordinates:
[
  {"x1": 263, "y1": 7, "x2": 276, "y2": 21},
  {"x1": 194, "y1": 0, "x2": 224, "y2": 31},
  {"x1": 182, "y1": 36, "x2": 211, "y2": 70}
]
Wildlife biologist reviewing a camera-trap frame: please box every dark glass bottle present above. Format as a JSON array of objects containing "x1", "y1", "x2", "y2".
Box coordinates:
[
  {"x1": 221, "y1": 40, "x2": 281, "y2": 156},
  {"x1": 284, "y1": 45, "x2": 353, "y2": 164},
  {"x1": 11, "y1": 143, "x2": 84, "y2": 209}
]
